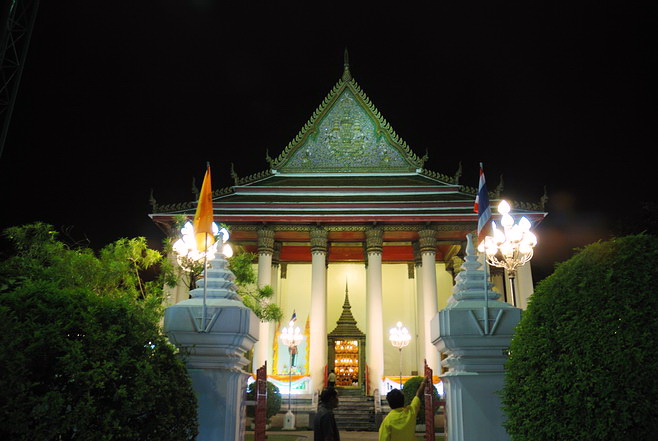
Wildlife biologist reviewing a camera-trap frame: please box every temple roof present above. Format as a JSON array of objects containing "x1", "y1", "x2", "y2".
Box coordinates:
[{"x1": 150, "y1": 55, "x2": 546, "y2": 231}]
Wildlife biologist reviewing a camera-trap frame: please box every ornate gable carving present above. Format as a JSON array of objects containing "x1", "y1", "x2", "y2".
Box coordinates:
[{"x1": 272, "y1": 75, "x2": 425, "y2": 173}]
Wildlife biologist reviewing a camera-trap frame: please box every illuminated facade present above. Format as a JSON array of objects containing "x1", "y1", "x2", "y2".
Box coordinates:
[{"x1": 150, "y1": 59, "x2": 546, "y2": 396}]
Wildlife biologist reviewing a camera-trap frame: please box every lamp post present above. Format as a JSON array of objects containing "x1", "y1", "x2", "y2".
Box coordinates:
[
  {"x1": 389, "y1": 321, "x2": 411, "y2": 389},
  {"x1": 478, "y1": 200, "x2": 538, "y2": 306},
  {"x1": 280, "y1": 319, "x2": 303, "y2": 430}
]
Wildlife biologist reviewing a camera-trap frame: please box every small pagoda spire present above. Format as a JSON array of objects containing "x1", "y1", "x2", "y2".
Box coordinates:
[
  {"x1": 344, "y1": 278, "x2": 351, "y2": 308},
  {"x1": 342, "y1": 48, "x2": 352, "y2": 82}
]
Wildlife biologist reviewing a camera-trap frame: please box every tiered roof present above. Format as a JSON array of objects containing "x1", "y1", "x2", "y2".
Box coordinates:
[{"x1": 151, "y1": 54, "x2": 545, "y2": 236}]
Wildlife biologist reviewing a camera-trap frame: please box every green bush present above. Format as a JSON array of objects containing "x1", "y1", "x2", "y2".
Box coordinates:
[
  {"x1": 402, "y1": 376, "x2": 441, "y2": 424},
  {"x1": 246, "y1": 380, "x2": 283, "y2": 421},
  {"x1": 0, "y1": 281, "x2": 198, "y2": 441},
  {"x1": 0, "y1": 223, "x2": 197, "y2": 441},
  {"x1": 502, "y1": 234, "x2": 658, "y2": 440}
]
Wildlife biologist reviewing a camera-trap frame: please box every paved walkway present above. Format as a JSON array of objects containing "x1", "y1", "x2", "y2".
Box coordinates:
[
  {"x1": 287, "y1": 431, "x2": 379, "y2": 440},
  {"x1": 251, "y1": 430, "x2": 444, "y2": 440}
]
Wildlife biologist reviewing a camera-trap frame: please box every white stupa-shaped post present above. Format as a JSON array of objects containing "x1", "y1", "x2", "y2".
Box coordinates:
[
  {"x1": 430, "y1": 234, "x2": 521, "y2": 441},
  {"x1": 164, "y1": 251, "x2": 259, "y2": 441}
]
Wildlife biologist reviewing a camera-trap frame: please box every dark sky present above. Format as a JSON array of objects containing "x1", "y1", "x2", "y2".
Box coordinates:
[{"x1": 0, "y1": 1, "x2": 655, "y2": 283}]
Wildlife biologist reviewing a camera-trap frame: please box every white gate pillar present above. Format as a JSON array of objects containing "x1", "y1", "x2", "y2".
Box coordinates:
[
  {"x1": 432, "y1": 234, "x2": 521, "y2": 441},
  {"x1": 165, "y1": 253, "x2": 259, "y2": 441}
]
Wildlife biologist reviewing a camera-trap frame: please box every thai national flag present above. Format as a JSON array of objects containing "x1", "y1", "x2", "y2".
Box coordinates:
[
  {"x1": 474, "y1": 164, "x2": 492, "y2": 245},
  {"x1": 290, "y1": 310, "x2": 297, "y2": 323}
]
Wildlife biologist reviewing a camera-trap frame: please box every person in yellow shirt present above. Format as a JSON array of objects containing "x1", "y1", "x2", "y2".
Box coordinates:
[{"x1": 379, "y1": 379, "x2": 426, "y2": 441}]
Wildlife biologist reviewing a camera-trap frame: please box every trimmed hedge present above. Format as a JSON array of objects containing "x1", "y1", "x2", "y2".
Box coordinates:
[
  {"x1": 402, "y1": 376, "x2": 441, "y2": 424},
  {"x1": 246, "y1": 380, "x2": 282, "y2": 421},
  {"x1": 502, "y1": 234, "x2": 658, "y2": 440}
]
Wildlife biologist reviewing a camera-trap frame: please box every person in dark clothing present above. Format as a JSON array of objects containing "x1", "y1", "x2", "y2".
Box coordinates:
[{"x1": 314, "y1": 388, "x2": 340, "y2": 441}]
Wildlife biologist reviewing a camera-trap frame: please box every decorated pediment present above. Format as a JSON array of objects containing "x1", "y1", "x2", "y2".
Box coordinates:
[{"x1": 272, "y1": 61, "x2": 426, "y2": 173}]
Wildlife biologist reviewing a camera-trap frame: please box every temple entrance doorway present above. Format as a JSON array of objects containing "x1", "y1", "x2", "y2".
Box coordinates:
[
  {"x1": 327, "y1": 285, "x2": 366, "y2": 394},
  {"x1": 332, "y1": 339, "x2": 361, "y2": 386}
]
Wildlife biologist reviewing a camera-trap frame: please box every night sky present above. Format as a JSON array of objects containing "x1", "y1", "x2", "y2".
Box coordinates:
[{"x1": 0, "y1": 1, "x2": 655, "y2": 283}]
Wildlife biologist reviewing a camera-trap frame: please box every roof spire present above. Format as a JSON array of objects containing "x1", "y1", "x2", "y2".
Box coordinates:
[
  {"x1": 342, "y1": 47, "x2": 352, "y2": 82},
  {"x1": 344, "y1": 278, "x2": 351, "y2": 308}
]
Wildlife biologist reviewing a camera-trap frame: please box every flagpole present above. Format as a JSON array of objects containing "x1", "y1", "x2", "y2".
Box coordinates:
[
  {"x1": 202, "y1": 233, "x2": 208, "y2": 332},
  {"x1": 483, "y1": 248, "x2": 490, "y2": 335},
  {"x1": 479, "y1": 162, "x2": 490, "y2": 336}
]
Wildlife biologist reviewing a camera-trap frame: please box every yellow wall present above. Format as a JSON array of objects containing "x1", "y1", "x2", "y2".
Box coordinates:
[
  {"x1": 436, "y1": 262, "x2": 454, "y2": 309},
  {"x1": 381, "y1": 264, "x2": 418, "y2": 377},
  {"x1": 326, "y1": 264, "x2": 367, "y2": 334},
  {"x1": 275, "y1": 262, "x2": 455, "y2": 378},
  {"x1": 278, "y1": 263, "x2": 312, "y2": 326}
]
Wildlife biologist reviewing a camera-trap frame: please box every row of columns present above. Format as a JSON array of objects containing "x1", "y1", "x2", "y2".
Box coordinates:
[{"x1": 251, "y1": 226, "x2": 444, "y2": 394}]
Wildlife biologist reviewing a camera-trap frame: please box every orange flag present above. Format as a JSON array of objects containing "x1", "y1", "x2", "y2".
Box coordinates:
[{"x1": 193, "y1": 164, "x2": 215, "y2": 252}]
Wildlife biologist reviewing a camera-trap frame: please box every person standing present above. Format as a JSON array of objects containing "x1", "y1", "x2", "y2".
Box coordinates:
[
  {"x1": 379, "y1": 380, "x2": 426, "y2": 441},
  {"x1": 328, "y1": 369, "x2": 336, "y2": 388},
  {"x1": 314, "y1": 388, "x2": 340, "y2": 441}
]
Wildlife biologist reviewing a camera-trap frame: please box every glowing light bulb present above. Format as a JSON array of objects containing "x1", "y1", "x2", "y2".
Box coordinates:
[
  {"x1": 498, "y1": 200, "x2": 511, "y2": 215},
  {"x1": 519, "y1": 217, "x2": 531, "y2": 231}
]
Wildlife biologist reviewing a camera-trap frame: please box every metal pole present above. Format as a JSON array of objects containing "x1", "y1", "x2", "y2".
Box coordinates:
[
  {"x1": 201, "y1": 234, "x2": 208, "y2": 332},
  {"x1": 288, "y1": 346, "x2": 293, "y2": 411},
  {"x1": 508, "y1": 273, "x2": 516, "y2": 307},
  {"x1": 399, "y1": 347, "x2": 403, "y2": 389},
  {"x1": 483, "y1": 252, "x2": 490, "y2": 335}
]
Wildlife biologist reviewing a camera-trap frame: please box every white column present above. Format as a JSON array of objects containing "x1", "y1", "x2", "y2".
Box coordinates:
[
  {"x1": 309, "y1": 227, "x2": 328, "y2": 392},
  {"x1": 508, "y1": 262, "x2": 534, "y2": 310},
  {"x1": 253, "y1": 227, "x2": 275, "y2": 372},
  {"x1": 269, "y1": 243, "x2": 281, "y2": 365},
  {"x1": 413, "y1": 242, "x2": 425, "y2": 374},
  {"x1": 419, "y1": 228, "x2": 440, "y2": 374},
  {"x1": 365, "y1": 227, "x2": 384, "y2": 395}
]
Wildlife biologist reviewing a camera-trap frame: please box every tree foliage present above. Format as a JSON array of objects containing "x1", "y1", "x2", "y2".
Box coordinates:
[
  {"x1": 502, "y1": 234, "x2": 658, "y2": 441},
  {"x1": 0, "y1": 223, "x2": 198, "y2": 441},
  {"x1": 227, "y1": 251, "x2": 282, "y2": 322}
]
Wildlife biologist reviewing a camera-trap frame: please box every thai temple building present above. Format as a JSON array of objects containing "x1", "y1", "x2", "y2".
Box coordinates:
[{"x1": 150, "y1": 55, "x2": 546, "y2": 397}]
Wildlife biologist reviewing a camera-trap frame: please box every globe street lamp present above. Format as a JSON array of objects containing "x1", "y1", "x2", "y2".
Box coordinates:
[
  {"x1": 280, "y1": 319, "x2": 304, "y2": 430},
  {"x1": 389, "y1": 321, "x2": 411, "y2": 389},
  {"x1": 478, "y1": 200, "x2": 538, "y2": 306}
]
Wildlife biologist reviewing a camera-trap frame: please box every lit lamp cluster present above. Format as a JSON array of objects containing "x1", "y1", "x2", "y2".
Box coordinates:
[
  {"x1": 172, "y1": 221, "x2": 232, "y2": 268},
  {"x1": 280, "y1": 319, "x2": 304, "y2": 429},
  {"x1": 477, "y1": 200, "x2": 538, "y2": 305},
  {"x1": 389, "y1": 322, "x2": 411, "y2": 388}
]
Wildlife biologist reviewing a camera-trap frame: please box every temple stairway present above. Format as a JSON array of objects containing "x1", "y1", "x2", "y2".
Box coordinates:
[{"x1": 334, "y1": 388, "x2": 375, "y2": 431}]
